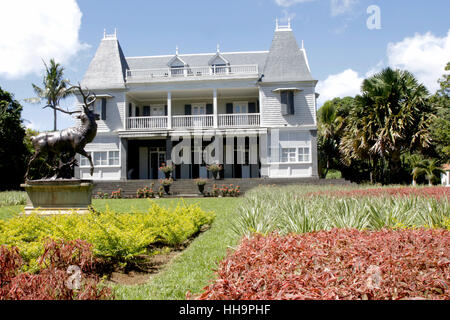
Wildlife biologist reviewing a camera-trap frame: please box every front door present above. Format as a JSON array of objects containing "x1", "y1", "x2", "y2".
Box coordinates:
[{"x1": 149, "y1": 148, "x2": 166, "y2": 179}]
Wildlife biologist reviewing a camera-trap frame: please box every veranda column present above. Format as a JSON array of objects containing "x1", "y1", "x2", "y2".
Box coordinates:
[
  {"x1": 167, "y1": 91, "x2": 172, "y2": 129},
  {"x1": 213, "y1": 88, "x2": 218, "y2": 128},
  {"x1": 120, "y1": 138, "x2": 128, "y2": 180}
]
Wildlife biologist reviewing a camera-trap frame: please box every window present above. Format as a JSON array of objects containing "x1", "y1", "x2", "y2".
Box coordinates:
[
  {"x1": 280, "y1": 91, "x2": 294, "y2": 115},
  {"x1": 212, "y1": 63, "x2": 227, "y2": 74},
  {"x1": 233, "y1": 102, "x2": 248, "y2": 114},
  {"x1": 298, "y1": 147, "x2": 310, "y2": 163},
  {"x1": 80, "y1": 152, "x2": 91, "y2": 167},
  {"x1": 281, "y1": 148, "x2": 296, "y2": 163},
  {"x1": 109, "y1": 151, "x2": 120, "y2": 166},
  {"x1": 94, "y1": 152, "x2": 108, "y2": 166},
  {"x1": 171, "y1": 66, "x2": 184, "y2": 76}
]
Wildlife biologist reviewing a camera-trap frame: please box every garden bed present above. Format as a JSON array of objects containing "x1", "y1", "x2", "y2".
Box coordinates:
[
  {"x1": 308, "y1": 186, "x2": 449, "y2": 199},
  {"x1": 199, "y1": 229, "x2": 450, "y2": 300}
]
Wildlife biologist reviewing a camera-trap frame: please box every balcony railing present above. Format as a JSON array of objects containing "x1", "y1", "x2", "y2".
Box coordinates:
[
  {"x1": 126, "y1": 116, "x2": 168, "y2": 130},
  {"x1": 172, "y1": 115, "x2": 214, "y2": 128},
  {"x1": 126, "y1": 64, "x2": 259, "y2": 82},
  {"x1": 125, "y1": 114, "x2": 260, "y2": 131},
  {"x1": 219, "y1": 113, "x2": 260, "y2": 127}
]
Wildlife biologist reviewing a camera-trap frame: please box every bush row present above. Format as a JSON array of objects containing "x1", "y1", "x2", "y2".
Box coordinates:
[
  {"x1": 199, "y1": 229, "x2": 450, "y2": 300},
  {"x1": 0, "y1": 201, "x2": 215, "y2": 271}
]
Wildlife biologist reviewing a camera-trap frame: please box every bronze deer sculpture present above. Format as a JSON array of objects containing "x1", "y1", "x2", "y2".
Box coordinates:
[{"x1": 25, "y1": 85, "x2": 100, "y2": 180}]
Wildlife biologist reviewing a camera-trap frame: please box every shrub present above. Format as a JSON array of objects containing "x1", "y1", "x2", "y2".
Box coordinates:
[
  {"x1": 110, "y1": 188, "x2": 123, "y2": 199},
  {"x1": 0, "y1": 202, "x2": 215, "y2": 269},
  {"x1": 0, "y1": 239, "x2": 112, "y2": 300},
  {"x1": 195, "y1": 178, "x2": 207, "y2": 186},
  {"x1": 0, "y1": 191, "x2": 27, "y2": 207},
  {"x1": 233, "y1": 186, "x2": 450, "y2": 236},
  {"x1": 199, "y1": 229, "x2": 450, "y2": 300},
  {"x1": 136, "y1": 184, "x2": 155, "y2": 198},
  {"x1": 159, "y1": 164, "x2": 174, "y2": 173},
  {"x1": 160, "y1": 178, "x2": 173, "y2": 186}
]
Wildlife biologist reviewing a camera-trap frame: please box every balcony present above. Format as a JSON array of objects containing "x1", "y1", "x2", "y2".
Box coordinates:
[
  {"x1": 126, "y1": 64, "x2": 259, "y2": 83},
  {"x1": 125, "y1": 114, "x2": 260, "y2": 130}
]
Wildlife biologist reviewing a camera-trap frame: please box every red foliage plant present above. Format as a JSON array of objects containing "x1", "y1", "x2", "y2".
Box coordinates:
[
  {"x1": 199, "y1": 229, "x2": 450, "y2": 300},
  {"x1": 308, "y1": 186, "x2": 449, "y2": 199},
  {"x1": 0, "y1": 239, "x2": 113, "y2": 300}
]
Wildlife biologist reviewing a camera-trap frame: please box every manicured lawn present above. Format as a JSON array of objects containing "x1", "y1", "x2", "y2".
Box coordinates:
[
  {"x1": 110, "y1": 197, "x2": 242, "y2": 300},
  {"x1": 0, "y1": 205, "x2": 23, "y2": 220}
]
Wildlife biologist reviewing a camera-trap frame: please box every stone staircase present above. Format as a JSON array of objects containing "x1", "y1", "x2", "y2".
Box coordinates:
[{"x1": 92, "y1": 178, "x2": 354, "y2": 198}]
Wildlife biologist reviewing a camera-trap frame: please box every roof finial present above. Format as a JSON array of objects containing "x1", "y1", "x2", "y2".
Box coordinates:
[
  {"x1": 275, "y1": 18, "x2": 279, "y2": 31},
  {"x1": 103, "y1": 28, "x2": 106, "y2": 39},
  {"x1": 302, "y1": 40, "x2": 304, "y2": 49},
  {"x1": 288, "y1": 18, "x2": 291, "y2": 29},
  {"x1": 114, "y1": 28, "x2": 117, "y2": 37},
  {"x1": 176, "y1": 45, "x2": 179, "y2": 55},
  {"x1": 217, "y1": 43, "x2": 220, "y2": 53}
]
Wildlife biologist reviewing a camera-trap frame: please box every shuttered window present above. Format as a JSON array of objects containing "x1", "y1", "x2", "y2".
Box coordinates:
[
  {"x1": 101, "y1": 98, "x2": 107, "y2": 120},
  {"x1": 280, "y1": 91, "x2": 294, "y2": 115}
]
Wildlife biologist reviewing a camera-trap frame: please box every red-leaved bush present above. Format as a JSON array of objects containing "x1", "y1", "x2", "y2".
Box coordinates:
[
  {"x1": 199, "y1": 229, "x2": 450, "y2": 300},
  {"x1": 308, "y1": 186, "x2": 449, "y2": 199},
  {"x1": 0, "y1": 239, "x2": 113, "y2": 300}
]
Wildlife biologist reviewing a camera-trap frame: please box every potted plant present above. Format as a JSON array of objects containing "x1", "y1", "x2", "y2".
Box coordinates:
[
  {"x1": 194, "y1": 178, "x2": 207, "y2": 194},
  {"x1": 160, "y1": 178, "x2": 173, "y2": 195},
  {"x1": 207, "y1": 163, "x2": 223, "y2": 180},
  {"x1": 159, "y1": 163, "x2": 174, "y2": 179}
]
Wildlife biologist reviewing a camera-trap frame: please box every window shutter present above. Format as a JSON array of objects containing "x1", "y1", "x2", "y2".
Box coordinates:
[
  {"x1": 280, "y1": 92, "x2": 288, "y2": 115},
  {"x1": 206, "y1": 103, "x2": 213, "y2": 114},
  {"x1": 101, "y1": 98, "x2": 107, "y2": 120},
  {"x1": 288, "y1": 91, "x2": 295, "y2": 115},
  {"x1": 143, "y1": 106, "x2": 150, "y2": 117},
  {"x1": 226, "y1": 103, "x2": 233, "y2": 114},
  {"x1": 128, "y1": 103, "x2": 132, "y2": 117},
  {"x1": 185, "y1": 104, "x2": 192, "y2": 115},
  {"x1": 164, "y1": 105, "x2": 168, "y2": 116},
  {"x1": 135, "y1": 107, "x2": 140, "y2": 117},
  {"x1": 248, "y1": 102, "x2": 256, "y2": 113}
]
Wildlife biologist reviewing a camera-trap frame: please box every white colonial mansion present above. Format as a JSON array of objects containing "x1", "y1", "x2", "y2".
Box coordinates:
[{"x1": 75, "y1": 21, "x2": 319, "y2": 181}]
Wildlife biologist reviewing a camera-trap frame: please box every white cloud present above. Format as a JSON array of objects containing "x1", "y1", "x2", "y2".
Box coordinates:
[
  {"x1": 0, "y1": 0, "x2": 88, "y2": 79},
  {"x1": 330, "y1": 0, "x2": 358, "y2": 16},
  {"x1": 387, "y1": 30, "x2": 450, "y2": 92},
  {"x1": 274, "y1": 0, "x2": 317, "y2": 8},
  {"x1": 316, "y1": 69, "x2": 364, "y2": 106}
]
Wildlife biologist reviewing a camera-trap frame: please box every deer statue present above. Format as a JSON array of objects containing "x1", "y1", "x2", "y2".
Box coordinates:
[{"x1": 25, "y1": 85, "x2": 100, "y2": 180}]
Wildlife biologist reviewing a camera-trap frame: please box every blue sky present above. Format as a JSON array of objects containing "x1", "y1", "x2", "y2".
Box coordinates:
[{"x1": 0, "y1": 0, "x2": 449, "y2": 131}]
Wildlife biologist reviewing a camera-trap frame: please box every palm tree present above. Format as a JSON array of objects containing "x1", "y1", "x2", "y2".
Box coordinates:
[
  {"x1": 339, "y1": 68, "x2": 434, "y2": 183},
  {"x1": 26, "y1": 59, "x2": 71, "y2": 131}
]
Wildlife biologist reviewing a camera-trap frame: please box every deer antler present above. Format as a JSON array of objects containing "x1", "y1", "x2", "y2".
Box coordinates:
[{"x1": 67, "y1": 83, "x2": 97, "y2": 112}]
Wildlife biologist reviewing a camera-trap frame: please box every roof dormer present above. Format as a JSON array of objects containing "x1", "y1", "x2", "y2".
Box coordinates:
[{"x1": 167, "y1": 46, "x2": 187, "y2": 67}]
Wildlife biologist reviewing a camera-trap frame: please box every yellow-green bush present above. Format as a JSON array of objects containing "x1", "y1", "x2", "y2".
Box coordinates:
[{"x1": 0, "y1": 201, "x2": 214, "y2": 270}]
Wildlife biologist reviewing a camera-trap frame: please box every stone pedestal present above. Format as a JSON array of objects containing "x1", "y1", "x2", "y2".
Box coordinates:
[{"x1": 20, "y1": 180, "x2": 94, "y2": 215}]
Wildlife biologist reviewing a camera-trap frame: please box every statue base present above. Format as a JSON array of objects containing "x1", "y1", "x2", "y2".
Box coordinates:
[{"x1": 20, "y1": 179, "x2": 94, "y2": 215}]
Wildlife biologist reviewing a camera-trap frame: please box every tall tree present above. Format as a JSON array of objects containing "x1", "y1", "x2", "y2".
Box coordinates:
[
  {"x1": 27, "y1": 59, "x2": 71, "y2": 131},
  {"x1": 429, "y1": 62, "x2": 450, "y2": 163},
  {"x1": 0, "y1": 87, "x2": 29, "y2": 190},
  {"x1": 339, "y1": 68, "x2": 434, "y2": 183}
]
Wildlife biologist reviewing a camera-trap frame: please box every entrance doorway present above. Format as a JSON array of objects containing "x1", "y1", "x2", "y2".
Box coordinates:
[{"x1": 139, "y1": 147, "x2": 166, "y2": 179}]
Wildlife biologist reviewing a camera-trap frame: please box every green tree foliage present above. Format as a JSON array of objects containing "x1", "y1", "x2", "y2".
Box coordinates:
[
  {"x1": 0, "y1": 87, "x2": 29, "y2": 190},
  {"x1": 317, "y1": 67, "x2": 447, "y2": 185},
  {"x1": 339, "y1": 68, "x2": 434, "y2": 184},
  {"x1": 26, "y1": 59, "x2": 71, "y2": 131},
  {"x1": 429, "y1": 62, "x2": 450, "y2": 163}
]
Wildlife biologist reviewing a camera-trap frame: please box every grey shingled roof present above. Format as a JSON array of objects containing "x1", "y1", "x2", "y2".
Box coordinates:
[
  {"x1": 125, "y1": 51, "x2": 268, "y2": 73},
  {"x1": 81, "y1": 38, "x2": 129, "y2": 90},
  {"x1": 262, "y1": 30, "x2": 315, "y2": 82}
]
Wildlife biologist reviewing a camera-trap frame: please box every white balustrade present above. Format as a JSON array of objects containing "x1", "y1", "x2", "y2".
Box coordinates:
[
  {"x1": 126, "y1": 116, "x2": 168, "y2": 130},
  {"x1": 218, "y1": 113, "x2": 260, "y2": 127},
  {"x1": 172, "y1": 115, "x2": 214, "y2": 128},
  {"x1": 126, "y1": 64, "x2": 259, "y2": 82},
  {"x1": 125, "y1": 114, "x2": 260, "y2": 130}
]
